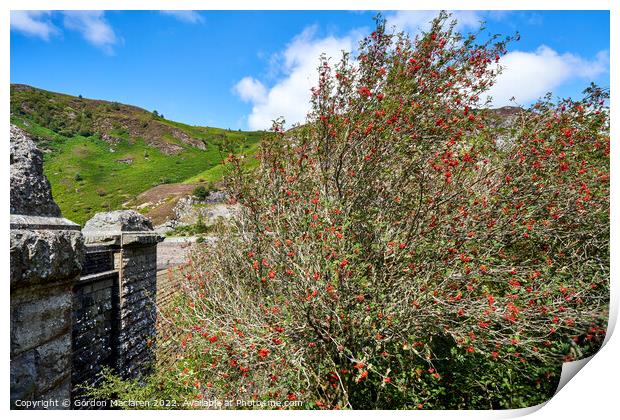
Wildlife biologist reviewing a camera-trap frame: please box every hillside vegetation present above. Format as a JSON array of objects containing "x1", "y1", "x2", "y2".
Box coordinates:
[{"x1": 10, "y1": 84, "x2": 263, "y2": 224}]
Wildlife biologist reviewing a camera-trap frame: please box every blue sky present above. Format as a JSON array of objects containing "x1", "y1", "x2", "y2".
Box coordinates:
[{"x1": 10, "y1": 10, "x2": 610, "y2": 130}]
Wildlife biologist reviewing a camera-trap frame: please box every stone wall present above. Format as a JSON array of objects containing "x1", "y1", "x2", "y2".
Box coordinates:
[
  {"x1": 10, "y1": 125, "x2": 84, "y2": 408},
  {"x1": 156, "y1": 268, "x2": 182, "y2": 309},
  {"x1": 10, "y1": 125, "x2": 165, "y2": 409},
  {"x1": 10, "y1": 217, "x2": 84, "y2": 407},
  {"x1": 72, "y1": 250, "x2": 118, "y2": 393},
  {"x1": 71, "y1": 220, "x2": 163, "y2": 401},
  {"x1": 116, "y1": 233, "x2": 161, "y2": 378},
  {"x1": 70, "y1": 212, "x2": 163, "y2": 396}
]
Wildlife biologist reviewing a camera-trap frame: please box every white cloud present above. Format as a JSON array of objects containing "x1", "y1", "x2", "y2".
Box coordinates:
[
  {"x1": 234, "y1": 12, "x2": 484, "y2": 130},
  {"x1": 234, "y1": 77, "x2": 267, "y2": 103},
  {"x1": 235, "y1": 26, "x2": 355, "y2": 130},
  {"x1": 160, "y1": 11, "x2": 204, "y2": 24},
  {"x1": 10, "y1": 11, "x2": 57, "y2": 40},
  {"x1": 234, "y1": 12, "x2": 609, "y2": 129},
  {"x1": 485, "y1": 46, "x2": 609, "y2": 106},
  {"x1": 63, "y1": 11, "x2": 117, "y2": 54},
  {"x1": 385, "y1": 10, "x2": 483, "y2": 35}
]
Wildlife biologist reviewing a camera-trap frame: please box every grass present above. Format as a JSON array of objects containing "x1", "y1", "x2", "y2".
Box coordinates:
[
  {"x1": 183, "y1": 142, "x2": 261, "y2": 184},
  {"x1": 10, "y1": 84, "x2": 267, "y2": 225},
  {"x1": 11, "y1": 118, "x2": 260, "y2": 225}
]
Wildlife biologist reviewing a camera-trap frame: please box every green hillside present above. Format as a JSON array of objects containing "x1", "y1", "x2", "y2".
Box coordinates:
[{"x1": 10, "y1": 84, "x2": 263, "y2": 224}]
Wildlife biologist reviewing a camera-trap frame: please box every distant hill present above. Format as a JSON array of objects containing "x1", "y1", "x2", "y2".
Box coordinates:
[{"x1": 10, "y1": 84, "x2": 263, "y2": 225}]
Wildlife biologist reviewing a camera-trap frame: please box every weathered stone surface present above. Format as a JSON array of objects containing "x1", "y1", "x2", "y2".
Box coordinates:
[
  {"x1": 81, "y1": 246, "x2": 116, "y2": 275},
  {"x1": 11, "y1": 214, "x2": 80, "y2": 231},
  {"x1": 36, "y1": 335, "x2": 72, "y2": 386},
  {"x1": 10, "y1": 349, "x2": 37, "y2": 402},
  {"x1": 122, "y1": 233, "x2": 163, "y2": 247},
  {"x1": 72, "y1": 265, "x2": 117, "y2": 394},
  {"x1": 10, "y1": 129, "x2": 84, "y2": 409},
  {"x1": 39, "y1": 380, "x2": 72, "y2": 409},
  {"x1": 73, "y1": 214, "x2": 161, "y2": 391},
  {"x1": 83, "y1": 210, "x2": 154, "y2": 233},
  {"x1": 11, "y1": 227, "x2": 84, "y2": 289},
  {"x1": 10, "y1": 124, "x2": 61, "y2": 217},
  {"x1": 172, "y1": 194, "x2": 237, "y2": 226},
  {"x1": 10, "y1": 279, "x2": 76, "y2": 407},
  {"x1": 11, "y1": 288, "x2": 73, "y2": 355}
]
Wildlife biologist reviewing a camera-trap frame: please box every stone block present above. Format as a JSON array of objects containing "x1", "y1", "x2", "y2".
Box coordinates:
[
  {"x1": 10, "y1": 224, "x2": 84, "y2": 290},
  {"x1": 10, "y1": 334, "x2": 72, "y2": 404},
  {"x1": 11, "y1": 288, "x2": 73, "y2": 355}
]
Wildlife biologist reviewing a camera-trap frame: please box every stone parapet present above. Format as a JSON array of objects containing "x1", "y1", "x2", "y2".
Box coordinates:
[
  {"x1": 11, "y1": 125, "x2": 167, "y2": 408},
  {"x1": 10, "y1": 125, "x2": 84, "y2": 409},
  {"x1": 78, "y1": 210, "x2": 163, "y2": 384},
  {"x1": 10, "y1": 215, "x2": 83, "y2": 290},
  {"x1": 10, "y1": 216, "x2": 84, "y2": 407}
]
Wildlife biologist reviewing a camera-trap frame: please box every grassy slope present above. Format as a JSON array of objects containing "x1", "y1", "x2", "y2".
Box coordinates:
[
  {"x1": 11, "y1": 84, "x2": 264, "y2": 225},
  {"x1": 183, "y1": 142, "x2": 261, "y2": 184}
]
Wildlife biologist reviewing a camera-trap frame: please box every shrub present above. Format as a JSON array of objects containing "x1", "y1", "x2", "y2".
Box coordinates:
[
  {"x1": 78, "y1": 125, "x2": 92, "y2": 137},
  {"x1": 194, "y1": 215, "x2": 207, "y2": 233},
  {"x1": 192, "y1": 185, "x2": 209, "y2": 201},
  {"x1": 92, "y1": 13, "x2": 609, "y2": 409}
]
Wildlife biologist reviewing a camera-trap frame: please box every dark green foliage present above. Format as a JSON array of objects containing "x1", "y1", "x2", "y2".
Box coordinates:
[{"x1": 192, "y1": 185, "x2": 208, "y2": 200}]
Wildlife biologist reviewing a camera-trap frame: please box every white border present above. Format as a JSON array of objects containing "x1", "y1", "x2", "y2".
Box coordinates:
[{"x1": 2, "y1": 1, "x2": 617, "y2": 419}]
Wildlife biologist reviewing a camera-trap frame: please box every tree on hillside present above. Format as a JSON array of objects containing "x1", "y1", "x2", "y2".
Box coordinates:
[{"x1": 192, "y1": 185, "x2": 209, "y2": 201}]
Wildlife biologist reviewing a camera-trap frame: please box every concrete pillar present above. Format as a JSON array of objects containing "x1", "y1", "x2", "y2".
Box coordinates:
[{"x1": 10, "y1": 125, "x2": 84, "y2": 408}]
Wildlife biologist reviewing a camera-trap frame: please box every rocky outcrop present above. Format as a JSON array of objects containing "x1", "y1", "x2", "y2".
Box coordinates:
[
  {"x1": 170, "y1": 127, "x2": 206, "y2": 150},
  {"x1": 83, "y1": 210, "x2": 154, "y2": 233},
  {"x1": 10, "y1": 125, "x2": 61, "y2": 217},
  {"x1": 153, "y1": 190, "x2": 236, "y2": 234},
  {"x1": 172, "y1": 191, "x2": 235, "y2": 225}
]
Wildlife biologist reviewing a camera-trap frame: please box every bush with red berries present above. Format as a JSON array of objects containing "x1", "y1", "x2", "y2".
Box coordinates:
[{"x1": 91, "y1": 13, "x2": 609, "y2": 409}]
